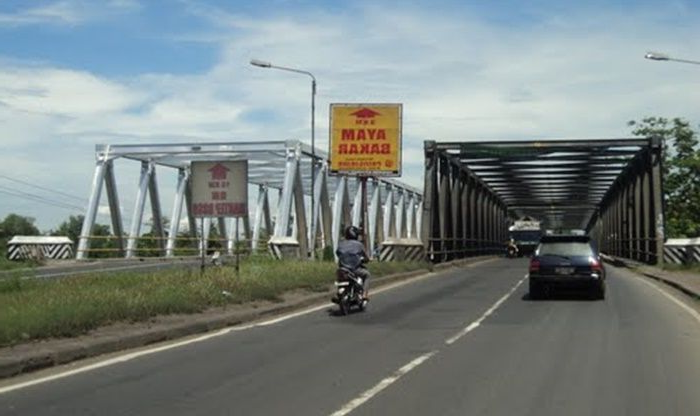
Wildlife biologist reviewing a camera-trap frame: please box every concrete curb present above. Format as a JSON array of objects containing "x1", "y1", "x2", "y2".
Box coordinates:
[
  {"x1": 0, "y1": 256, "x2": 493, "y2": 379},
  {"x1": 601, "y1": 254, "x2": 700, "y2": 300},
  {"x1": 638, "y1": 272, "x2": 700, "y2": 300}
]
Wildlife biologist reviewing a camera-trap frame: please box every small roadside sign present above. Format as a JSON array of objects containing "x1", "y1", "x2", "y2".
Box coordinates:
[
  {"x1": 329, "y1": 103, "x2": 402, "y2": 177},
  {"x1": 190, "y1": 161, "x2": 248, "y2": 218}
]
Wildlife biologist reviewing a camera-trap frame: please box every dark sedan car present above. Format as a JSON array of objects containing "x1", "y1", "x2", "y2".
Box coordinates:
[{"x1": 528, "y1": 235, "x2": 605, "y2": 299}]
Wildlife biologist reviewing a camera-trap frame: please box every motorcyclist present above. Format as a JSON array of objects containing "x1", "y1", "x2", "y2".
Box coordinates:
[
  {"x1": 507, "y1": 238, "x2": 519, "y2": 257},
  {"x1": 336, "y1": 225, "x2": 371, "y2": 302}
]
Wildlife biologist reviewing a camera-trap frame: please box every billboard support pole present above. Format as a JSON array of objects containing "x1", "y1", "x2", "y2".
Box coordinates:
[
  {"x1": 199, "y1": 217, "x2": 204, "y2": 274},
  {"x1": 200, "y1": 217, "x2": 205, "y2": 274},
  {"x1": 361, "y1": 176, "x2": 369, "y2": 256},
  {"x1": 235, "y1": 217, "x2": 240, "y2": 276}
]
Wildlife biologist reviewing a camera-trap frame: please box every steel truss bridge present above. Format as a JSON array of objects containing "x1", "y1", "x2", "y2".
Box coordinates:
[
  {"x1": 77, "y1": 137, "x2": 667, "y2": 265},
  {"x1": 76, "y1": 140, "x2": 423, "y2": 260},
  {"x1": 421, "y1": 138, "x2": 665, "y2": 264}
]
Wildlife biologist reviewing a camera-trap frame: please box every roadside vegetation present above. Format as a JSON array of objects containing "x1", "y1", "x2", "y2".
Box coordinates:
[
  {"x1": 629, "y1": 117, "x2": 700, "y2": 238},
  {"x1": 0, "y1": 254, "x2": 41, "y2": 271},
  {"x1": 0, "y1": 256, "x2": 428, "y2": 347},
  {"x1": 0, "y1": 215, "x2": 44, "y2": 270},
  {"x1": 662, "y1": 263, "x2": 700, "y2": 274}
]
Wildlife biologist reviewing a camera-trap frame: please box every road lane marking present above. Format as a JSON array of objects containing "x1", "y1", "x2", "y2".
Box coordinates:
[
  {"x1": 328, "y1": 351, "x2": 438, "y2": 416},
  {"x1": 327, "y1": 272, "x2": 527, "y2": 415},
  {"x1": 0, "y1": 325, "x2": 235, "y2": 395},
  {"x1": 445, "y1": 274, "x2": 527, "y2": 345},
  {"x1": 637, "y1": 276, "x2": 700, "y2": 324}
]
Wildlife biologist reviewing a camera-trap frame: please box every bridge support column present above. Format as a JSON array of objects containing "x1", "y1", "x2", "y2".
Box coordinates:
[
  {"x1": 450, "y1": 164, "x2": 462, "y2": 258},
  {"x1": 166, "y1": 169, "x2": 187, "y2": 257},
  {"x1": 460, "y1": 175, "x2": 469, "y2": 254},
  {"x1": 650, "y1": 137, "x2": 664, "y2": 265},
  {"x1": 642, "y1": 164, "x2": 652, "y2": 263},
  {"x1": 633, "y1": 170, "x2": 643, "y2": 262},
  {"x1": 77, "y1": 160, "x2": 107, "y2": 260},
  {"x1": 104, "y1": 161, "x2": 125, "y2": 257},
  {"x1": 126, "y1": 161, "x2": 155, "y2": 258}
]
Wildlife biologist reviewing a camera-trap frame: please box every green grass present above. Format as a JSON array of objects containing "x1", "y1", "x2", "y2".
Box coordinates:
[
  {"x1": 0, "y1": 256, "x2": 41, "y2": 271},
  {"x1": 0, "y1": 257, "x2": 428, "y2": 346},
  {"x1": 662, "y1": 263, "x2": 700, "y2": 274}
]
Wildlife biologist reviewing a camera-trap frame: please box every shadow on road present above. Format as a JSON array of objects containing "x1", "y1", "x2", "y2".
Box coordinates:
[
  {"x1": 326, "y1": 306, "x2": 370, "y2": 317},
  {"x1": 521, "y1": 291, "x2": 603, "y2": 302}
]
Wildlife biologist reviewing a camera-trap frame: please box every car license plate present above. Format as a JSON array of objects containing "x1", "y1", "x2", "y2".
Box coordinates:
[{"x1": 555, "y1": 267, "x2": 574, "y2": 275}]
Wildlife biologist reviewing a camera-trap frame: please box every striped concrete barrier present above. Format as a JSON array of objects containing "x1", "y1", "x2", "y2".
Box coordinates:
[
  {"x1": 378, "y1": 238, "x2": 425, "y2": 262},
  {"x1": 7, "y1": 236, "x2": 74, "y2": 260},
  {"x1": 663, "y1": 238, "x2": 700, "y2": 265}
]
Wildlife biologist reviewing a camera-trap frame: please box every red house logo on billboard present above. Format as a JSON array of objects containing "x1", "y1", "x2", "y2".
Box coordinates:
[
  {"x1": 208, "y1": 163, "x2": 230, "y2": 180},
  {"x1": 350, "y1": 108, "x2": 381, "y2": 126}
]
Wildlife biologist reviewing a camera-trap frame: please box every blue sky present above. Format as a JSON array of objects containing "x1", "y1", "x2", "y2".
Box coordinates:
[{"x1": 0, "y1": 0, "x2": 699, "y2": 231}]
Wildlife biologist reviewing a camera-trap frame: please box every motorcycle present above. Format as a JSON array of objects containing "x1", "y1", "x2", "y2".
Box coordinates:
[
  {"x1": 507, "y1": 245, "x2": 518, "y2": 258},
  {"x1": 332, "y1": 267, "x2": 367, "y2": 315}
]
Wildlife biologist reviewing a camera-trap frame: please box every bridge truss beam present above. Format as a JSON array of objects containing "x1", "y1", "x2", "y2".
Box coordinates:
[
  {"x1": 424, "y1": 137, "x2": 664, "y2": 265},
  {"x1": 76, "y1": 140, "x2": 423, "y2": 261},
  {"x1": 422, "y1": 141, "x2": 508, "y2": 262},
  {"x1": 590, "y1": 137, "x2": 665, "y2": 264}
]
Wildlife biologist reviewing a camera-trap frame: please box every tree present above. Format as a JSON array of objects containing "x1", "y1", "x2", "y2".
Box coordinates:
[
  {"x1": 628, "y1": 117, "x2": 700, "y2": 237},
  {"x1": 51, "y1": 215, "x2": 84, "y2": 243},
  {"x1": 136, "y1": 216, "x2": 171, "y2": 257},
  {"x1": 51, "y1": 215, "x2": 117, "y2": 257},
  {"x1": 0, "y1": 214, "x2": 40, "y2": 240}
]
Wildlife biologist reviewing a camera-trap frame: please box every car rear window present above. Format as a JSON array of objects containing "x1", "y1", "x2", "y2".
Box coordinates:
[{"x1": 537, "y1": 242, "x2": 594, "y2": 256}]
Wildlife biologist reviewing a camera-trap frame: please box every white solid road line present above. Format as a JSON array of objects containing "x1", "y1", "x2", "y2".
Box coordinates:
[
  {"x1": 328, "y1": 272, "x2": 525, "y2": 416},
  {"x1": 329, "y1": 351, "x2": 438, "y2": 416},
  {"x1": 0, "y1": 301, "x2": 333, "y2": 395},
  {"x1": 445, "y1": 274, "x2": 527, "y2": 345},
  {"x1": 0, "y1": 325, "x2": 235, "y2": 395},
  {"x1": 0, "y1": 261, "x2": 494, "y2": 395},
  {"x1": 637, "y1": 276, "x2": 700, "y2": 324}
]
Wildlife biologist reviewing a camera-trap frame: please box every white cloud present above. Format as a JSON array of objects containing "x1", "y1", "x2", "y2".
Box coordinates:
[
  {"x1": 97, "y1": 205, "x2": 111, "y2": 217},
  {"x1": 0, "y1": 68, "x2": 144, "y2": 118},
  {"x1": 0, "y1": 0, "x2": 140, "y2": 27},
  {"x1": 0, "y1": 1, "x2": 82, "y2": 26}
]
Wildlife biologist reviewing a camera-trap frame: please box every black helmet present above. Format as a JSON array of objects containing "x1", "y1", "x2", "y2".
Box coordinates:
[{"x1": 344, "y1": 225, "x2": 360, "y2": 240}]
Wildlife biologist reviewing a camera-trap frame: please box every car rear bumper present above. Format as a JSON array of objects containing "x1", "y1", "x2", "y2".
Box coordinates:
[{"x1": 529, "y1": 274, "x2": 603, "y2": 288}]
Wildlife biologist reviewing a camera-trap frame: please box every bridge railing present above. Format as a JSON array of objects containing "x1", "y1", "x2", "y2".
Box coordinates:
[{"x1": 426, "y1": 237, "x2": 504, "y2": 262}]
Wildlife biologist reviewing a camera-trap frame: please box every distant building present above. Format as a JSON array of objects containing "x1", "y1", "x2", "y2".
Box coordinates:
[{"x1": 7, "y1": 236, "x2": 74, "y2": 260}]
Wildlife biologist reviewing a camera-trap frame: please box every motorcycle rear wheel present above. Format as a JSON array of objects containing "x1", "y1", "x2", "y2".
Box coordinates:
[{"x1": 338, "y1": 297, "x2": 349, "y2": 315}]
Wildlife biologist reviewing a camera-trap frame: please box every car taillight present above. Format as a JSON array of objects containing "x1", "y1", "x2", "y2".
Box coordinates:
[
  {"x1": 529, "y1": 258, "x2": 540, "y2": 273},
  {"x1": 589, "y1": 257, "x2": 603, "y2": 272}
]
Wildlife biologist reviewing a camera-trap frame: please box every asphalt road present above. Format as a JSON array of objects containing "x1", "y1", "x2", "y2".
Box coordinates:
[{"x1": 2, "y1": 258, "x2": 700, "y2": 415}]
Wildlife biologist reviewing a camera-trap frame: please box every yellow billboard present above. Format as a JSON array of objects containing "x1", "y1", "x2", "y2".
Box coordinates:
[{"x1": 329, "y1": 103, "x2": 402, "y2": 176}]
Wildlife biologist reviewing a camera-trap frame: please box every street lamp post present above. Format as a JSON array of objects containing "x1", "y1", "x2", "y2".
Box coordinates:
[
  {"x1": 251, "y1": 59, "x2": 317, "y2": 257},
  {"x1": 645, "y1": 51, "x2": 700, "y2": 66}
]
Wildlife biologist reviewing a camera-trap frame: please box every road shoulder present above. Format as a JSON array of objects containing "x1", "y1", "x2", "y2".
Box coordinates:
[
  {"x1": 601, "y1": 254, "x2": 700, "y2": 300},
  {"x1": 0, "y1": 257, "x2": 493, "y2": 379}
]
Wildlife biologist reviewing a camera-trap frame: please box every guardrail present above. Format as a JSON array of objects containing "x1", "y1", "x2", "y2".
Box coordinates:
[
  {"x1": 426, "y1": 237, "x2": 504, "y2": 262},
  {"x1": 73, "y1": 235, "x2": 257, "y2": 259}
]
